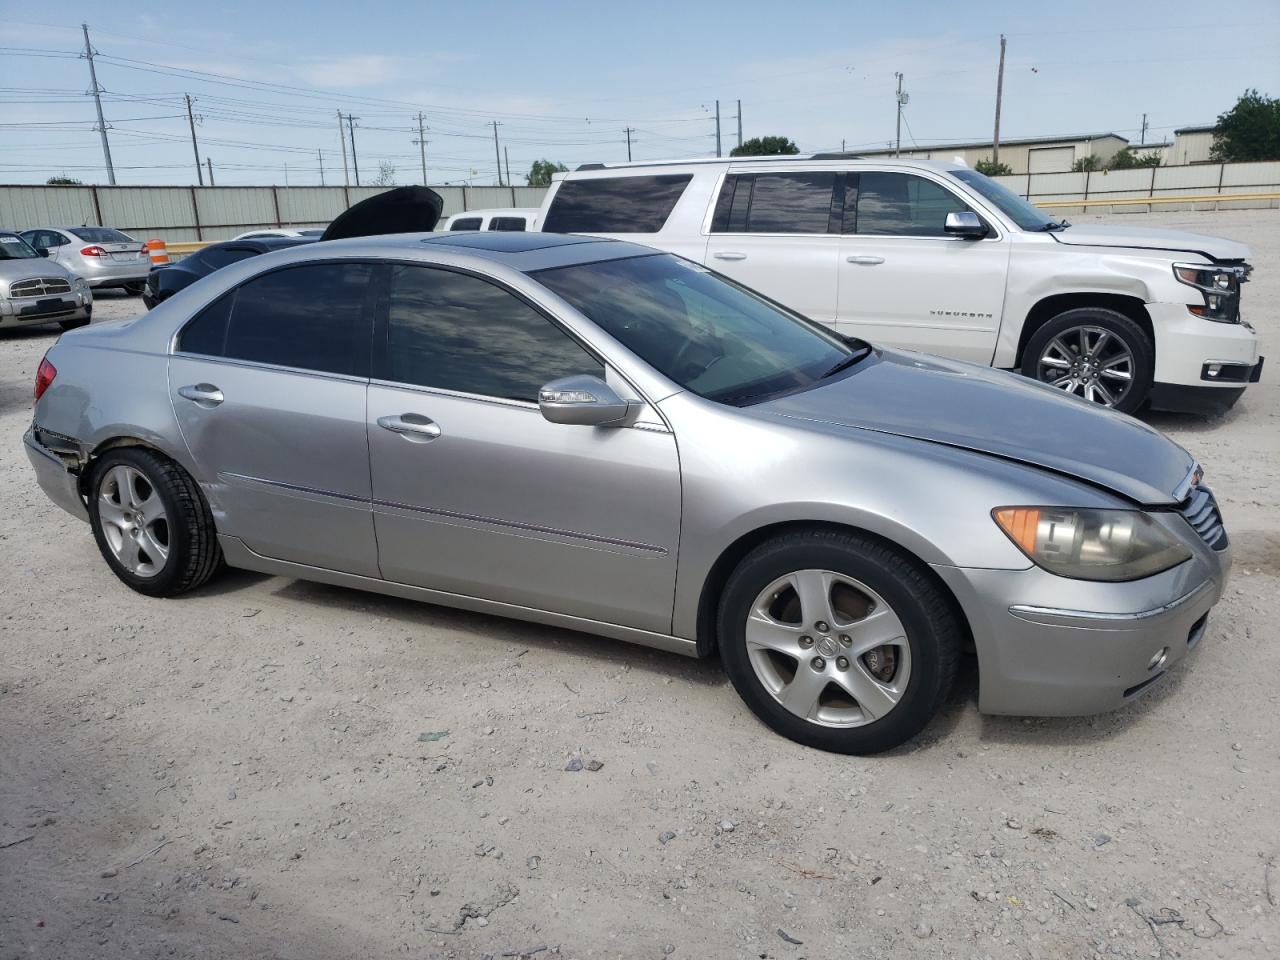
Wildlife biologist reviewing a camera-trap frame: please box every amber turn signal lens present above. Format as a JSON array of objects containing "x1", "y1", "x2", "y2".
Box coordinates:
[{"x1": 993, "y1": 507, "x2": 1041, "y2": 555}]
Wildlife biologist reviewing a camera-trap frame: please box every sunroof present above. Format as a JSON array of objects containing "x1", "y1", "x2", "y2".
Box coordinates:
[{"x1": 421, "y1": 232, "x2": 603, "y2": 253}]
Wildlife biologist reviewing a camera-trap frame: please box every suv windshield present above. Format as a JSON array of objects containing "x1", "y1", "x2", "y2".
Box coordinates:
[
  {"x1": 71, "y1": 226, "x2": 134, "y2": 243},
  {"x1": 534, "y1": 254, "x2": 867, "y2": 405},
  {"x1": 950, "y1": 169, "x2": 1058, "y2": 231},
  {"x1": 0, "y1": 233, "x2": 40, "y2": 260}
]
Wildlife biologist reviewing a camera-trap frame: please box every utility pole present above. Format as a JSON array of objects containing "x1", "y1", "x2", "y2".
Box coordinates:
[
  {"x1": 992, "y1": 34, "x2": 1006, "y2": 165},
  {"x1": 624, "y1": 127, "x2": 634, "y2": 161},
  {"x1": 736, "y1": 99, "x2": 743, "y2": 149},
  {"x1": 1140, "y1": 113, "x2": 1148, "y2": 145},
  {"x1": 206, "y1": 158, "x2": 215, "y2": 187},
  {"x1": 184, "y1": 94, "x2": 203, "y2": 185},
  {"x1": 80, "y1": 23, "x2": 115, "y2": 186},
  {"x1": 346, "y1": 114, "x2": 360, "y2": 186},
  {"x1": 337, "y1": 109, "x2": 350, "y2": 187},
  {"x1": 715, "y1": 99, "x2": 722, "y2": 158},
  {"x1": 504, "y1": 146, "x2": 511, "y2": 191},
  {"x1": 894, "y1": 72, "x2": 905, "y2": 157},
  {"x1": 318, "y1": 148, "x2": 325, "y2": 186},
  {"x1": 491, "y1": 121, "x2": 503, "y2": 186},
  {"x1": 413, "y1": 112, "x2": 428, "y2": 185}
]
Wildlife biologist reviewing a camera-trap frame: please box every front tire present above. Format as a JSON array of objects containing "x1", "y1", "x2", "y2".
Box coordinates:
[
  {"x1": 718, "y1": 529, "x2": 960, "y2": 754},
  {"x1": 1021, "y1": 307, "x2": 1153, "y2": 414},
  {"x1": 87, "y1": 448, "x2": 223, "y2": 598}
]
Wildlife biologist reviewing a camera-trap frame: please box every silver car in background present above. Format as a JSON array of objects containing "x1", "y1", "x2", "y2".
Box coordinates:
[
  {"x1": 0, "y1": 231, "x2": 92, "y2": 330},
  {"x1": 19, "y1": 226, "x2": 150, "y2": 294},
  {"x1": 24, "y1": 231, "x2": 1231, "y2": 753}
]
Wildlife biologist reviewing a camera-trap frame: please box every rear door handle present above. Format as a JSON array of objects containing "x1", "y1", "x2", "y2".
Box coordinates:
[
  {"x1": 846, "y1": 255, "x2": 885, "y2": 265},
  {"x1": 713, "y1": 251, "x2": 747, "y2": 261},
  {"x1": 377, "y1": 413, "x2": 442, "y2": 442},
  {"x1": 177, "y1": 383, "x2": 224, "y2": 407}
]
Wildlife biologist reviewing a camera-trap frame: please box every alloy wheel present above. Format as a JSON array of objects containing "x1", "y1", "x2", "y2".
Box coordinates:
[
  {"x1": 97, "y1": 464, "x2": 170, "y2": 578},
  {"x1": 1035, "y1": 324, "x2": 1134, "y2": 407},
  {"x1": 745, "y1": 569, "x2": 912, "y2": 727}
]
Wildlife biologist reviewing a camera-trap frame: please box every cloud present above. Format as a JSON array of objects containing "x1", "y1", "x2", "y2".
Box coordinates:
[{"x1": 293, "y1": 54, "x2": 410, "y2": 89}]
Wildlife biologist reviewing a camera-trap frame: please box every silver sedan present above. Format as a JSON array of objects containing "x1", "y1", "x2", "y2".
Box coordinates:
[
  {"x1": 19, "y1": 226, "x2": 150, "y2": 293},
  {"x1": 24, "y1": 232, "x2": 1230, "y2": 753}
]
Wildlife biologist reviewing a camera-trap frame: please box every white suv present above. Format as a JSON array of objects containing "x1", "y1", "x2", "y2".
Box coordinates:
[{"x1": 536, "y1": 156, "x2": 1262, "y2": 414}]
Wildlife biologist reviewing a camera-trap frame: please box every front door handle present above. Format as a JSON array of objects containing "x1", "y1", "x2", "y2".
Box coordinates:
[
  {"x1": 846, "y1": 255, "x2": 885, "y2": 265},
  {"x1": 177, "y1": 383, "x2": 224, "y2": 407},
  {"x1": 377, "y1": 413, "x2": 442, "y2": 442},
  {"x1": 713, "y1": 251, "x2": 747, "y2": 261}
]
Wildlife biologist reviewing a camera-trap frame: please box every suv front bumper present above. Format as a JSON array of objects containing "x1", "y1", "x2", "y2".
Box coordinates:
[{"x1": 1148, "y1": 301, "x2": 1261, "y2": 411}]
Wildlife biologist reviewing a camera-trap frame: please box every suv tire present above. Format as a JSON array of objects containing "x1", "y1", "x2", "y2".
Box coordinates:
[{"x1": 1021, "y1": 307, "x2": 1153, "y2": 414}]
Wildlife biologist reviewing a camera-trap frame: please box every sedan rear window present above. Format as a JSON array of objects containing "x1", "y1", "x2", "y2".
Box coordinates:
[
  {"x1": 541, "y1": 175, "x2": 692, "y2": 233},
  {"x1": 70, "y1": 227, "x2": 134, "y2": 243}
]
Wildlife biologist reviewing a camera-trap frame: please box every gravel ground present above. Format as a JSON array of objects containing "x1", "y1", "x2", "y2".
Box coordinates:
[{"x1": 2, "y1": 210, "x2": 1277, "y2": 960}]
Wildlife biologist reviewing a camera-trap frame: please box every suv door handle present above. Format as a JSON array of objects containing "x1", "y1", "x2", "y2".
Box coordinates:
[
  {"x1": 377, "y1": 413, "x2": 442, "y2": 442},
  {"x1": 177, "y1": 383, "x2": 224, "y2": 407},
  {"x1": 846, "y1": 255, "x2": 885, "y2": 265},
  {"x1": 713, "y1": 251, "x2": 747, "y2": 261}
]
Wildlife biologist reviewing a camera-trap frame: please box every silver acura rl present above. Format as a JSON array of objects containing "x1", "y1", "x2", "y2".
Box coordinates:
[{"x1": 25, "y1": 232, "x2": 1230, "y2": 753}]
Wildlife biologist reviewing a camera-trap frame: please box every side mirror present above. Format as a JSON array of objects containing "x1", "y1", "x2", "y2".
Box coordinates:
[
  {"x1": 944, "y1": 211, "x2": 988, "y2": 239},
  {"x1": 538, "y1": 374, "x2": 633, "y2": 426},
  {"x1": 36, "y1": 247, "x2": 51, "y2": 258}
]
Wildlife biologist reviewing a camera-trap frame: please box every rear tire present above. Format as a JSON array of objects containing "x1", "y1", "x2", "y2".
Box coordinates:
[
  {"x1": 1021, "y1": 307, "x2": 1153, "y2": 414},
  {"x1": 124, "y1": 281, "x2": 145, "y2": 296},
  {"x1": 58, "y1": 318, "x2": 90, "y2": 331},
  {"x1": 87, "y1": 447, "x2": 223, "y2": 598},
  {"x1": 717, "y1": 528, "x2": 960, "y2": 754}
]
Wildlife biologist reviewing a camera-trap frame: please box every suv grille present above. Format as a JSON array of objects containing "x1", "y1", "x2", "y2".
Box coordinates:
[
  {"x1": 10, "y1": 277, "x2": 72, "y2": 298},
  {"x1": 1178, "y1": 485, "x2": 1227, "y2": 550}
]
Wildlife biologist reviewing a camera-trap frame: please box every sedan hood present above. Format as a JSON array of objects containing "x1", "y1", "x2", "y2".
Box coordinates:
[
  {"x1": 756, "y1": 350, "x2": 1193, "y2": 505},
  {"x1": 1050, "y1": 223, "x2": 1250, "y2": 261}
]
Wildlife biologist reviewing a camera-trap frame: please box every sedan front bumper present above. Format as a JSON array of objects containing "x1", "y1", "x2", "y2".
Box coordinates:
[{"x1": 932, "y1": 534, "x2": 1229, "y2": 716}]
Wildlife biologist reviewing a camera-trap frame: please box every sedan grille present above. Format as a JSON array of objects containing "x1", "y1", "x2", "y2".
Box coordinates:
[
  {"x1": 1178, "y1": 485, "x2": 1228, "y2": 550},
  {"x1": 10, "y1": 277, "x2": 72, "y2": 298}
]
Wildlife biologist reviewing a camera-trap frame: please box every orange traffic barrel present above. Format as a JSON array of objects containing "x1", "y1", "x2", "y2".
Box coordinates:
[{"x1": 145, "y1": 239, "x2": 169, "y2": 266}]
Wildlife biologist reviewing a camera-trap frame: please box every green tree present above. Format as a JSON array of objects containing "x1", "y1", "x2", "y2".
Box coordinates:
[
  {"x1": 1109, "y1": 148, "x2": 1162, "y2": 170},
  {"x1": 729, "y1": 136, "x2": 800, "y2": 157},
  {"x1": 526, "y1": 159, "x2": 569, "y2": 187},
  {"x1": 1210, "y1": 89, "x2": 1280, "y2": 162},
  {"x1": 974, "y1": 158, "x2": 1013, "y2": 176},
  {"x1": 46, "y1": 175, "x2": 83, "y2": 185},
  {"x1": 1072, "y1": 155, "x2": 1103, "y2": 172}
]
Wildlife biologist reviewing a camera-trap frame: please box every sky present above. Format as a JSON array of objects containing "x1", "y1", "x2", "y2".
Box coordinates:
[{"x1": 2, "y1": 0, "x2": 1278, "y2": 187}]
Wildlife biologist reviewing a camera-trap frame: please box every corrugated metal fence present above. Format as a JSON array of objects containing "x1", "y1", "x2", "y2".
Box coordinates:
[
  {"x1": 991, "y1": 160, "x2": 1280, "y2": 212},
  {"x1": 0, "y1": 184, "x2": 548, "y2": 242}
]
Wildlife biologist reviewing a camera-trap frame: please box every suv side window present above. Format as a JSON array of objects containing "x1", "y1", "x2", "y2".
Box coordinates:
[
  {"x1": 177, "y1": 262, "x2": 375, "y2": 376},
  {"x1": 378, "y1": 264, "x2": 603, "y2": 402},
  {"x1": 449, "y1": 217, "x2": 483, "y2": 231},
  {"x1": 710, "y1": 173, "x2": 840, "y2": 234},
  {"x1": 487, "y1": 217, "x2": 527, "y2": 232},
  {"x1": 541, "y1": 175, "x2": 693, "y2": 233},
  {"x1": 853, "y1": 172, "x2": 972, "y2": 237}
]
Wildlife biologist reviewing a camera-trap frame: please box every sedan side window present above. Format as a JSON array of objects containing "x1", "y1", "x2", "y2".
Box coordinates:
[
  {"x1": 176, "y1": 262, "x2": 375, "y2": 376},
  {"x1": 378, "y1": 265, "x2": 603, "y2": 403},
  {"x1": 855, "y1": 172, "x2": 972, "y2": 237}
]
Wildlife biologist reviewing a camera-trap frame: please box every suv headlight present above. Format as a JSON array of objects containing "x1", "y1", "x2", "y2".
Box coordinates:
[
  {"x1": 993, "y1": 507, "x2": 1191, "y2": 581},
  {"x1": 1173, "y1": 262, "x2": 1249, "y2": 324}
]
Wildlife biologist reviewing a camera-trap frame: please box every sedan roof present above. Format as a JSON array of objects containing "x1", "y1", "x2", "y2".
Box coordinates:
[{"x1": 308, "y1": 231, "x2": 659, "y2": 273}]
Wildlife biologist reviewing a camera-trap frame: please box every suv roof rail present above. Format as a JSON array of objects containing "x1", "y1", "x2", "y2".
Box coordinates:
[
  {"x1": 809, "y1": 152, "x2": 865, "y2": 160},
  {"x1": 575, "y1": 163, "x2": 607, "y2": 171}
]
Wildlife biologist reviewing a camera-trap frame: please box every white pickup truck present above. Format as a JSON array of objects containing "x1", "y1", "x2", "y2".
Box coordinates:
[{"x1": 535, "y1": 156, "x2": 1262, "y2": 414}]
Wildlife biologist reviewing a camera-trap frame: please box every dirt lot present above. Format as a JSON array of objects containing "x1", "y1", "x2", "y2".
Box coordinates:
[{"x1": 2, "y1": 210, "x2": 1277, "y2": 960}]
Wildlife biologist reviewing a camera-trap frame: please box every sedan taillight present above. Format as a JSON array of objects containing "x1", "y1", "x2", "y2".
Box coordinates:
[
  {"x1": 80, "y1": 245, "x2": 108, "y2": 257},
  {"x1": 35, "y1": 356, "x2": 56, "y2": 401}
]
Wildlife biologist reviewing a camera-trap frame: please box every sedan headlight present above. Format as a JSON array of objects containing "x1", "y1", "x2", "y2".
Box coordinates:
[
  {"x1": 1173, "y1": 262, "x2": 1249, "y2": 324},
  {"x1": 993, "y1": 507, "x2": 1191, "y2": 582}
]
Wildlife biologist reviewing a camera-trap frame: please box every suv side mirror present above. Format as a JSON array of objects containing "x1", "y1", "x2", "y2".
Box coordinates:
[
  {"x1": 538, "y1": 374, "x2": 633, "y2": 426},
  {"x1": 945, "y1": 211, "x2": 988, "y2": 239}
]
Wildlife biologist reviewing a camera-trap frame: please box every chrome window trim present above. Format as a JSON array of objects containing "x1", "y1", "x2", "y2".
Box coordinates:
[{"x1": 169, "y1": 350, "x2": 371, "y2": 386}]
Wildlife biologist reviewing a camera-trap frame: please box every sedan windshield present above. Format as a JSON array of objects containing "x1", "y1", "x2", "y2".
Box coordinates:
[
  {"x1": 71, "y1": 227, "x2": 134, "y2": 243},
  {"x1": 0, "y1": 233, "x2": 40, "y2": 260},
  {"x1": 535, "y1": 254, "x2": 866, "y2": 405},
  {"x1": 951, "y1": 169, "x2": 1060, "y2": 231}
]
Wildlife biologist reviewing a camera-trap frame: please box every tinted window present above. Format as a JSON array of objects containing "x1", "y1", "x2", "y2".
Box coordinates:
[
  {"x1": 71, "y1": 227, "x2": 133, "y2": 243},
  {"x1": 201, "y1": 246, "x2": 261, "y2": 270},
  {"x1": 855, "y1": 172, "x2": 970, "y2": 237},
  {"x1": 710, "y1": 173, "x2": 838, "y2": 234},
  {"x1": 380, "y1": 265, "x2": 602, "y2": 402},
  {"x1": 487, "y1": 217, "x2": 527, "y2": 232},
  {"x1": 541, "y1": 174, "x2": 692, "y2": 233},
  {"x1": 0, "y1": 233, "x2": 40, "y2": 260},
  {"x1": 950, "y1": 168, "x2": 1053, "y2": 230},
  {"x1": 177, "y1": 262, "x2": 374, "y2": 376},
  {"x1": 449, "y1": 218, "x2": 482, "y2": 231}
]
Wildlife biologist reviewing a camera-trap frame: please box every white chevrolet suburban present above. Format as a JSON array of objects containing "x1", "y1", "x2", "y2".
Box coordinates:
[{"x1": 536, "y1": 156, "x2": 1262, "y2": 414}]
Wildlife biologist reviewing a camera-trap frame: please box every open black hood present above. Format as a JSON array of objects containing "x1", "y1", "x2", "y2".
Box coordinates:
[{"x1": 320, "y1": 186, "x2": 444, "y2": 241}]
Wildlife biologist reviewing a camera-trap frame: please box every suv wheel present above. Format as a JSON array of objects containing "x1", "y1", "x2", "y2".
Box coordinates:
[
  {"x1": 88, "y1": 448, "x2": 223, "y2": 597},
  {"x1": 1021, "y1": 307, "x2": 1153, "y2": 414},
  {"x1": 718, "y1": 529, "x2": 960, "y2": 754}
]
